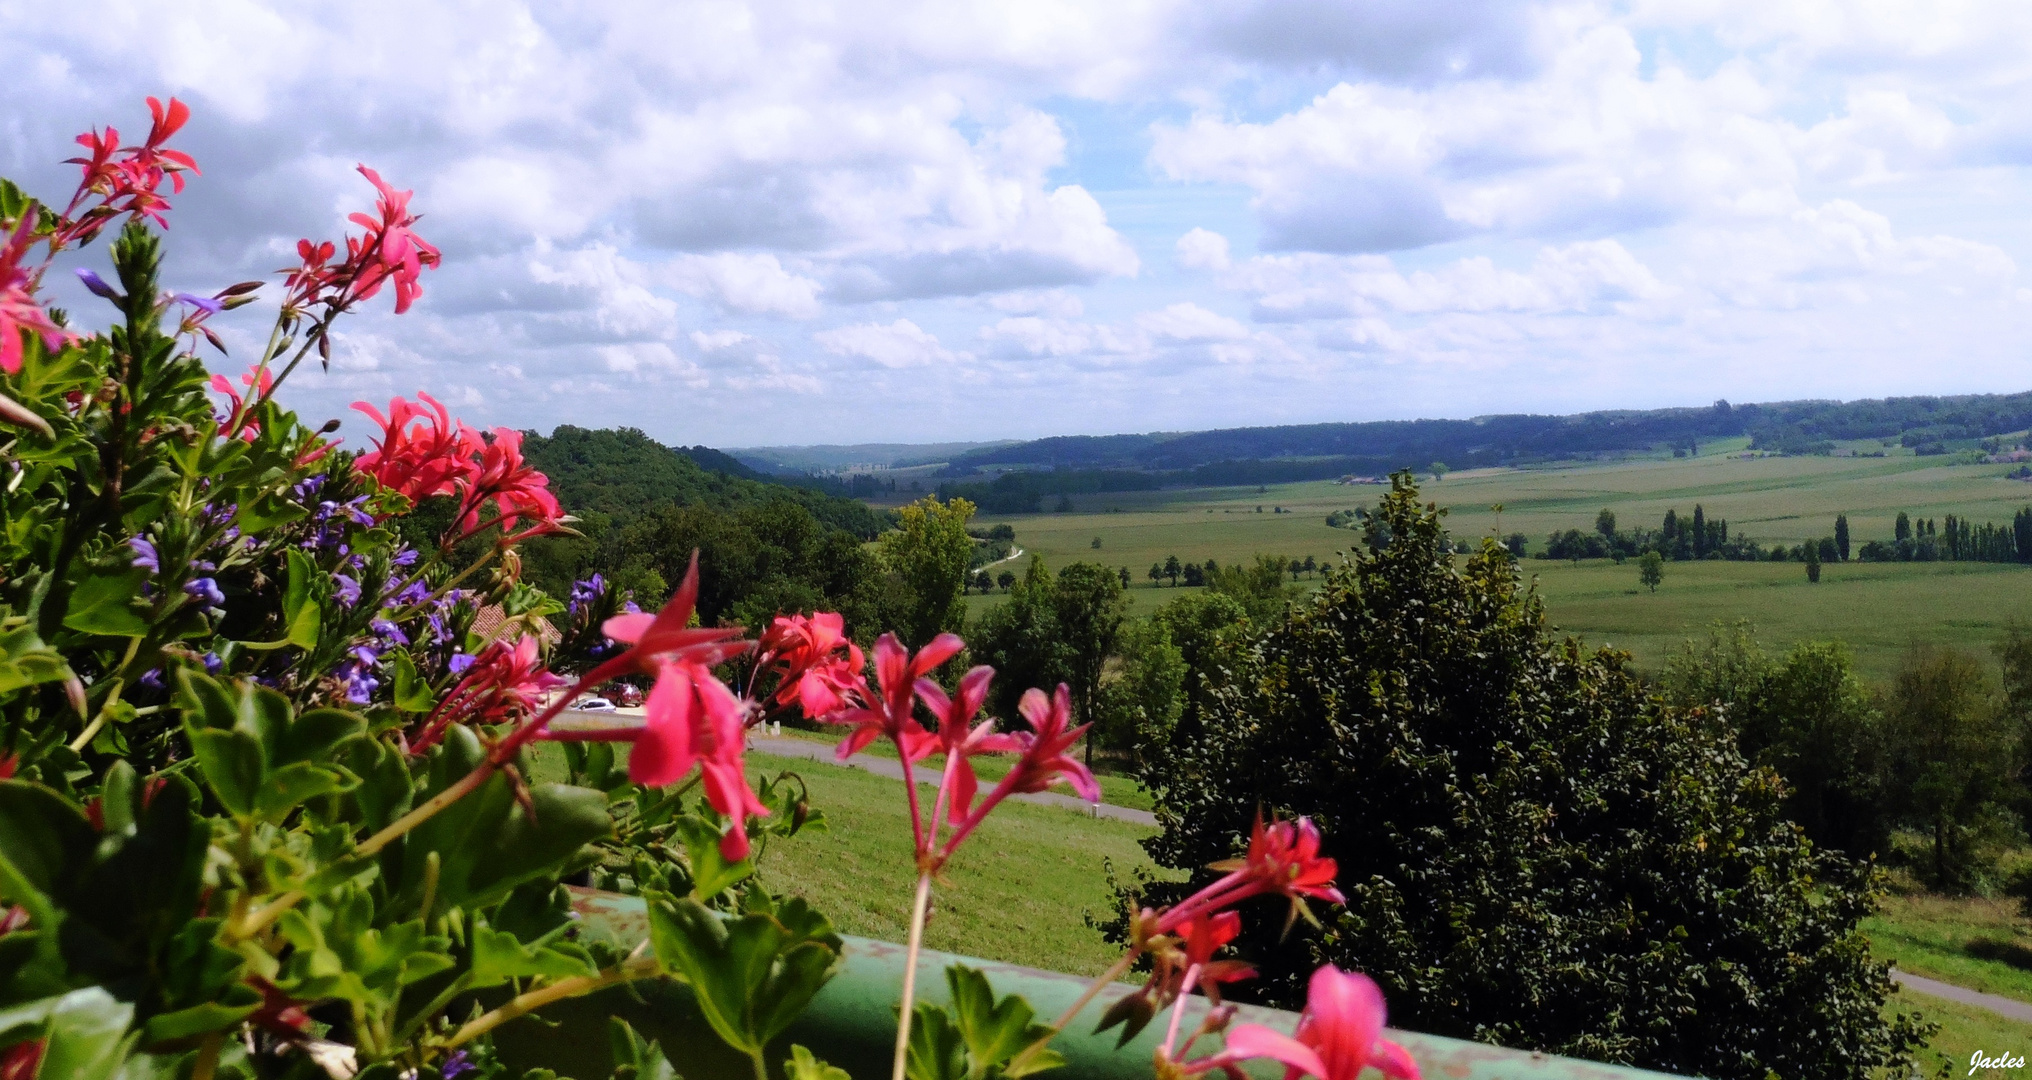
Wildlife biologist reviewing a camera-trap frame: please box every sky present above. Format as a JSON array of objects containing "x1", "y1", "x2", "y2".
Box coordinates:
[{"x1": 7, "y1": 1, "x2": 2032, "y2": 448}]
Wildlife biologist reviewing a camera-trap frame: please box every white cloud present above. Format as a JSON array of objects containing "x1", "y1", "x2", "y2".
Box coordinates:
[
  {"x1": 1135, "y1": 302, "x2": 1250, "y2": 341},
  {"x1": 814, "y1": 319, "x2": 961, "y2": 368},
  {"x1": 1175, "y1": 228, "x2": 1231, "y2": 271},
  {"x1": 668, "y1": 253, "x2": 823, "y2": 319},
  {"x1": 8, "y1": 0, "x2": 2032, "y2": 443}
]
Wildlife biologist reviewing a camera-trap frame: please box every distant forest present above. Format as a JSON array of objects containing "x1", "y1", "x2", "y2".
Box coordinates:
[
  {"x1": 519, "y1": 426, "x2": 891, "y2": 539},
  {"x1": 934, "y1": 391, "x2": 2032, "y2": 501}
]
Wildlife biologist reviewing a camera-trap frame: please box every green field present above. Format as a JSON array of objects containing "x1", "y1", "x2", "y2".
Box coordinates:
[{"x1": 965, "y1": 445, "x2": 2032, "y2": 683}]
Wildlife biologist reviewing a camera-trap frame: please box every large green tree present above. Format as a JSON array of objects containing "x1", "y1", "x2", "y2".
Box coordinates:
[
  {"x1": 880, "y1": 495, "x2": 977, "y2": 648},
  {"x1": 1885, "y1": 647, "x2": 2018, "y2": 891},
  {"x1": 1132, "y1": 474, "x2": 1925, "y2": 1080}
]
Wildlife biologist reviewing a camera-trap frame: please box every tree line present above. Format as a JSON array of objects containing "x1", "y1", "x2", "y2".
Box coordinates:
[{"x1": 1539, "y1": 505, "x2": 2032, "y2": 566}]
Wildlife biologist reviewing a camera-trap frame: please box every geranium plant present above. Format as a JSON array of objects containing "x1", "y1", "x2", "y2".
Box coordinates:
[{"x1": 0, "y1": 100, "x2": 1408, "y2": 1080}]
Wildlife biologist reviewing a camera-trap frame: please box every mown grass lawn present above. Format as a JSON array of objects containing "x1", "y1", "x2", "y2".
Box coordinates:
[
  {"x1": 765, "y1": 724, "x2": 1156, "y2": 811},
  {"x1": 743, "y1": 749, "x2": 1179, "y2": 976}
]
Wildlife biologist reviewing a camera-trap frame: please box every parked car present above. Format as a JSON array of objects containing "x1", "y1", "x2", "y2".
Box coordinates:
[{"x1": 574, "y1": 696, "x2": 617, "y2": 713}]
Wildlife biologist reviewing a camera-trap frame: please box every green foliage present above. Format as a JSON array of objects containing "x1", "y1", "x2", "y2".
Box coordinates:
[
  {"x1": 882, "y1": 496, "x2": 978, "y2": 648},
  {"x1": 645, "y1": 890, "x2": 842, "y2": 1068},
  {"x1": 1636, "y1": 549, "x2": 1663, "y2": 592},
  {"x1": 905, "y1": 966, "x2": 1063, "y2": 1080},
  {"x1": 1133, "y1": 472, "x2": 1928, "y2": 1080},
  {"x1": 1885, "y1": 648, "x2": 2019, "y2": 892},
  {"x1": 519, "y1": 425, "x2": 890, "y2": 539},
  {"x1": 966, "y1": 557, "x2": 1126, "y2": 729}
]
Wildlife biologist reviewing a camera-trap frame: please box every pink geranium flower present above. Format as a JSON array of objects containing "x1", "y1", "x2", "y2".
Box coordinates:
[
  {"x1": 0, "y1": 214, "x2": 75, "y2": 375},
  {"x1": 58, "y1": 96, "x2": 199, "y2": 246},
  {"x1": 352, "y1": 393, "x2": 473, "y2": 503},
  {"x1": 590, "y1": 551, "x2": 753, "y2": 682},
  {"x1": 345, "y1": 166, "x2": 440, "y2": 315},
  {"x1": 758, "y1": 611, "x2": 866, "y2": 718},
  {"x1": 451, "y1": 426, "x2": 562, "y2": 540},
  {"x1": 629, "y1": 660, "x2": 770, "y2": 859},
  {"x1": 822, "y1": 632, "x2": 962, "y2": 762},
  {"x1": 410, "y1": 635, "x2": 566, "y2": 753},
  {"x1": 1157, "y1": 814, "x2": 1344, "y2": 935},
  {"x1": 915, "y1": 664, "x2": 1020, "y2": 818},
  {"x1": 1216, "y1": 966, "x2": 1419, "y2": 1080}
]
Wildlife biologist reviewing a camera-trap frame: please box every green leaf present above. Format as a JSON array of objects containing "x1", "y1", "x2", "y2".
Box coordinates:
[
  {"x1": 253, "y1": 762, "x2": 357, "y2": 822},
  {"x1": 32, "y1": 987, "x2": 136, "y2": 1080},
  {"x1": 906, "y1": 1004, "x2": 970, "y2": 1080},
  {"x1": 468, "y1": 918, "x2": 596, "y2": 989},
  {"x1": 0, "y1": 780, "x2": 93, "y2": 903},
  {"x1": 390, "y1": 650, "x2": 433, "y2": 713},
  {"x1": 61, "y1": 566, "x2": 150, "y2": 637},
  {"x1": 645, "y1": 892, "x2": 841, "y2": 1058},
  {"x1": 0, "y1": 624, "x2": 70, "y2": 695},
  {"x1": 944, "y1": 966, "x2": 1062, "y2": 1080},
  {"x1": 281, "y1": 549, "x2": 321, "y2": 648},
  {"x1": 673, "y1": 811, "x2": 753, "y2": 900},
  {"x1": 787, "y1": 1045, "x2": 854, "y2": 1080},
  {"x1": 608, "y1": 1018, "x2": 680, "y2": 1080},
  {"x1": 182, "y1": 728, "x2": 261, "y2": 818}
]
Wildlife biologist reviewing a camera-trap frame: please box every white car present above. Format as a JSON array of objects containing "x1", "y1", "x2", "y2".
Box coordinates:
[{"x1": 574, "y1": 697, "x2": 617, "y2": 713}]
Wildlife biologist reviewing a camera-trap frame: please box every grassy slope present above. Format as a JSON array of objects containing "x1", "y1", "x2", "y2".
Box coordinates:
[
  {"x1": 744, "y1": 750, "x2": 1178, "y2": 976},
  {"x1": 765, "y1": 725, "x2": 1156, "y2": 811},
  {"x1": 966, "y1": 445, "x2": 2032, "y2": 682}
]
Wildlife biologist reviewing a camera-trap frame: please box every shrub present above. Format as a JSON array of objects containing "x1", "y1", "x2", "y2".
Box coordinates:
[{"x1": 1131, "y1": 472, "x2": 1928, "y2": 1080}]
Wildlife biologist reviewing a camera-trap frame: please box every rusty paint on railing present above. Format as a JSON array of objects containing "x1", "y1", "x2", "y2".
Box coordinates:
[{"x1": 489, "y1": 889, "x2": 1683, "y2": 1080}]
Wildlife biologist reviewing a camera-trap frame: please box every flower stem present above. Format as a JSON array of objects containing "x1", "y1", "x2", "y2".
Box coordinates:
[
  {"x1": 1004, "y1": 947, "x2": 1140, "y2": 1077},
  {"x1": 445, "y1": 955, "x2": 660, "y2": 1048},
  {"x1": 891, "y1": 871, "x2": 935, "y2": 1080},
  {"x1": 191, "y1": 1031, "x2": 223, "y2": 1080}
]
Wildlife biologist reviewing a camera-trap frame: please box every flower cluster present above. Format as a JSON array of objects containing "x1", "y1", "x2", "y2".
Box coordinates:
[
  {"x1": 283, "y1": 165, "x2": 441, "y2": 320},
  {"x1": 0, "y1": 216, "x2": 73, "y2": 376},
  {"x1": 58, "y1": 96, "x2": 198, "y2": 247},
  {"x1": 352, "y1": 393, "x2": 563, "y2": 545}
]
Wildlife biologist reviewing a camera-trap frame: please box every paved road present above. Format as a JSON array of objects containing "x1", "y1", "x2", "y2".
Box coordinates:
[
  {"x1": 1893, "y1": 970, "x2": 2032, "y2": 1024},
  {"x1": 551, "y1": 709, "x2": 1158, "y2": 827}
]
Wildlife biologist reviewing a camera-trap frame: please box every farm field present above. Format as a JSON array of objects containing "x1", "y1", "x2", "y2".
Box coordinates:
[{"x1": 964, "y1": 445, "x2": 2032, "y2": 682}]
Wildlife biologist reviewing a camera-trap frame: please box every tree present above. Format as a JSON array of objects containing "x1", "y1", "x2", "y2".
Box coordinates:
[
  {"x1": 1054, "y1": 493, "x2": 1074, "y2": 512},
  {"x1": 968, "y1": 558, "x2": 1126, "y2": 763},
  {"x1": 880, "y1": 494, "x2": 976, "y2": 648},
  {"x1": 1181, "y1": 562, "x2": 1206, "y2": 587},
  {"x1": 1834, "y1": 513, "x2": 1851, "y2": 561},
  {"x1": 1895, "y1": 511, "x2": 1911, "y2": 542},
  {"x1": 1758, "y1": 642, "x2": 1891, "y2": 857},
  {"x1": 1429, "y1": 461, "x2": 1448, "y2": 481},
  {"x1": 1638, "y1": 550, "x2": 1664, "y2": 592},
  {"x1": 1148, "y1": 562, "x2": 1164, "y2": 587},
  {"x1": 1091, "y1": 536, "x2": 1103, "y2": 549},
  {"x1": 1094, "y1": 619, "x2": 1186, "y2": 758},
  {"x1": 1302, "y1": 555, "x2": 1318, "y2": 577},
  {"x1": 1162, "y1": 554, "x2": 1183, "y2": 586},
  {"x1": 1118, "y1": 565, "x2": 1131, "y2": 588},
  {"x1": 1130, "y1": 475, "x2": 1927, "y2": 1080},
  {"x1": 996, "y1": 569, "x2": 1017, "y2": 591},
  {"x1": 1692, "y1": 504, "x2": 1708, "y2": 558},
  {"x1": 1885, "y1": 648, "x2": 2018, "y2": 891},
  {"x1": 1805, "y1": 541, "x2": 1821, "y2": 583},
  {"x1": 1596, "y1": 507, "x2": 1616, "y2": 539},
  {"x1": 1289, "y1": 558, "x2": 1304, "y2": 581}
]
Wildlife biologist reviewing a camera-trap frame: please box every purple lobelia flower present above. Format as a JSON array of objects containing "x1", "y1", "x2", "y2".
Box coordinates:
[
  {"x1": 128, "y1": 536, "x2": 160, "y2": 573},
  {"x1": 183, "y1": 577, "x2": 225, "y2": 614}
]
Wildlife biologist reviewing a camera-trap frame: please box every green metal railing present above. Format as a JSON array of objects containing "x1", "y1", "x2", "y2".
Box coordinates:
[{"x1": 491, "y1": 890, "x2": 1682, "y2": 1080}]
